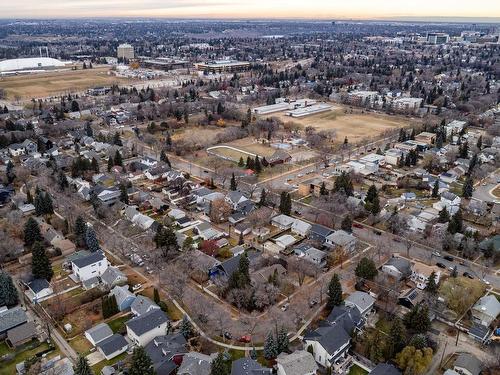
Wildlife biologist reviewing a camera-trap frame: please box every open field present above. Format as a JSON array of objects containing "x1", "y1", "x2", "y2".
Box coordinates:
[
  {"x1": 0, "y1": 67, "x2": 132, "y2": 99},
  {"x1": 270, "y1": 107, "x2": 417, "y2": 143},
  {"x1": 492, "y1": 185, "x2": 500, "y2": 198}
]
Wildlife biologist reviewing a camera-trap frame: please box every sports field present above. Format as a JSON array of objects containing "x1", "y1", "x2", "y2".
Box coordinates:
[
  {"x1": 0, "y1": 67, "x2": 131, "y2": 99},
  {"x1": 271, "y1": 106, "x2": 416, "y2": 143}
]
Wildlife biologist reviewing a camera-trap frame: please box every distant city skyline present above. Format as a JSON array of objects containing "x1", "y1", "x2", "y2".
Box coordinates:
[{"x1": 1, "y1": 0, "x2": 499, "y2": 20}]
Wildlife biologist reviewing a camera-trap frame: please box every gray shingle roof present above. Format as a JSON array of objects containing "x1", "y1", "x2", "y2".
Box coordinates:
[
  {"x1": 371, "y1": 363, "x2": 402, "y2": 375},
  {"x1": 454, "y1": 353, "x2": 482, "y2": 375},
  {"x1": 97, "y1": 334, "x2": 128, "y2": 357},
  {"x1": 0, "y1": 307, "x2": 28, "y2": 334},
  {"x1": 72, "y1": 251, "x2": 106, "y2": 269},
  {"x1": 126, "y1": 309, "x2": 169, "y2": 337},
  {"x1": 231, "y1": 358, "x2": 272, "y2": 375},
  {"x1": 178, "y1": 352, "x2": 213, "y2": 375},
  {"x1": 101, "y1": 266, "x2": 126, "y2": 287},
  {"x1": 131, "y1": 295, "x2": 159, "y2": 316},
  {"x1": 85, "y1": 323, "x2": 113, "y2": 345},
  {"x1": 276, "y1": 350, "x2": 318, "y2": 375},
  {"x1": 27, "y1": 279, "x2": 50, "y2": 294},
  {"x1": 7, "y1": 321, "x2": 36, "y2": 346}
]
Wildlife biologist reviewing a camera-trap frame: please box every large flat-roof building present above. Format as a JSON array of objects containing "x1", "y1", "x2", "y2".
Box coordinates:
[
  {"x1": 0, "y1": 57, "x2": 67, "y2": 74},
  {"x1": 194, "y1": 60, "x2": 250, "y2": 73},
  {"x1": 117, "y1": 44, "x2": 134, "y2": 60}
]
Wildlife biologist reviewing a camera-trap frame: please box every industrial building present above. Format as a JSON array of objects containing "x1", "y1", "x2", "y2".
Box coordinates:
[
  {"x1": 427, "y1": 33, "x2": 450, "y2": 44},
  {"x1": 0, "y1": 57, "x2": 67, "y2": 74},
  {"x1": 142, "y1": 58, "x2": 189, "y2": 71},
  {"x1": 253, "y1": 98, "x2": 317, "y2": 115},
  {"x1": 285, "y1": 103, "x2": 332, "y2": 118},
  {"x1": 117, "y1": 44, "x2": 135, "y2": 60},
  {"x1": 194, "y1": 60, "x2": 250, "y2": 73}
]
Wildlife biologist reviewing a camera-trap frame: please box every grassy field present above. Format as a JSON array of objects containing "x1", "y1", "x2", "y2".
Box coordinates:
[
  {"x1": 0, "y1": 67, "x2": 131, "y2": 99},
  {"x1": 270, "y1": 107, "x2": 415, "y2": 143},
  {"x1": 492, "y1": 185, "x2": 500, "y2": 198},
  {"x1": 208, "y1": 146, "x2": 254, "y2": 162},
  {"x1": 349, "y1": 364, "x2": 369, "y2": 375},
  {"x1": 0, "y1": 340, "x2": 54, "y2": 375}
]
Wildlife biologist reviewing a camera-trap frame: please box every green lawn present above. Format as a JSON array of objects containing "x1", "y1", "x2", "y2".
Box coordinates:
[
  {"x1": 349, "y1": 364, "x2": 369, "y2": 375},
  {"x1": 0, "y1": 340, "x2": 53, "y2": 375},
  {"x1": 91, "y1": 351, "x2": 128, "y2": 374},
  {"x1": 108, "y1": 315, "x2": 131, "y2": 334}
]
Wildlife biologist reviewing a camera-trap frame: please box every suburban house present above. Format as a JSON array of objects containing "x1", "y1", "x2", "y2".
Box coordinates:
[
  {"x1": 410, "y1": 263, "x2": 441, "y2": 290},
  {"x1": 25, "y1": 279, "x2": 53, "y2": 303},
  {"x1": 271, "y1": 214, "x2": 296, "y2": 230},
  {"x1": 194, "y1": 222, "x2": 225, "y2": 241},
  {"x1": 131, "y1": 295, "x2": 160, "y2": 316},
  {"x1": 291, "y1": 219, "x2": 312, "y2": 237},
  {"x1": 324, "y1": 230, "x2": 357, "y2": 252},
  {"x1": 298, "y1": 178, "x2": 334, "y2": 198},
  {"x1": 101, "y1": 266, "x2": 128, "y2": 288},
  {"x1": 304, "y1": 305, "x2": 363, "y2": 372},
  {"x1": 309, "y1": 224, "x2": 334, "y2": 244},
  {"x1": 433, "y1": 192, "x2": 461, "y2": 215},
  {"x1": 140, "y1": 156, "x2": 158, "y2": 167},
  {"x1": 144, "y1": 333, "x2": 188, "y2": 375},
  {"x1": 126, "y1": 309, "x2": 170, "y2": 346},
  {"x1": 8, "y1": 139, "x2": 37, "y2": 156},
  {"x1": 85, "y1": 323, "x2": 113, "y2": 346},
  {"x1": 381, "y1": 257, "x2": 412, "y2": 280},
  {"x1": 0, "y1": 306, "x2": 28, "y2": 337},
  {"x1": 276, "y1": 350, "x2": 318, "y2": 375},
  {"x1": 178, "y1": 352, "x2": 213, "y2": 375},
  {"x1": 6, "y1": 321, "x2": 37, "y2": 348},
  {"x1": 231, "y1": 358, "x2": 272, "y2": 375},
  {"x1": 471, "y1": 295, "x2": 500, "y2": 327},
  {"x1": 145, "y1": 165, "x2": 171, "y2": 181},
  {"x1": 71, "y1": 251, "x2": 109, "y2": 282},
  {"x1": 268, "y1": 150, "x2": 292, "y2": 166},
  {"x1": 225, "y1": 191, "x2": 249, "y2": 210},
  {"x1": 97, "y1": 188, "x2": 121, "y2": 207},
  {"x1": 303, "y1": 247, "x2": 327, "y2": 267},
  {"x1": 344, "y1": 291, "x2": 375, "y2": 317},
  {"x1": 110, "y1": 285, "x2": 136, "y2": 311},
  {"x1": 97, "y1": 334, "x2": 129, "y2": 360},
  {"x1": 448, "y1": 353, "x2": 482, "y2": 375},
  {"x1": 210, "y1": 254, "x2": 242, "y2": 280}
]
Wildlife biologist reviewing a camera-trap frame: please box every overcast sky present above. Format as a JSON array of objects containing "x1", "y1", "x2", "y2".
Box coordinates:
[{"x1": 1, "y1": 0, "x2": 499, "y2": 19}]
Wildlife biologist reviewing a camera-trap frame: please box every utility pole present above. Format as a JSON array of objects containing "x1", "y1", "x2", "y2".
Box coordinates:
[{"x1": 439, "y1": 340, "x2": 448, "y2": 368}]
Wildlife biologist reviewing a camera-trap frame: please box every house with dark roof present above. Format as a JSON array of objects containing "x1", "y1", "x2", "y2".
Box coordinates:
[
  {"x1": 126, "y1": 309, "x2": 170, "y2": 346},
  {"x1": 452, "y1": 353, "x2": 482, "y2": 375},
  {"x1": 345, "y1": 291, "x2": 375, "y2": 317},
  {"x1": 225, "y1": 191, "x2": 249, "y2": 210},
  {"x1": 97, "y1": 334, "x2": 129, "y2": 360},
  {"x1": 25, "y1": 279, "x2": 53, "y2": 303},
  {"x1": 308, "y1": 224, "x2": 334, "y2": 244},
  {"x1": 144, "y1": 333, "x2": 187, "y2": 375},
  {"x1": 268, "y1": 150, "x2": 292, "y2": 166},
  {"x1": 0, "y1": 306, "x2": 28, "y2": 336},
  {"x1": 304, "y1": 305, "x2": 363, "y2": 372},
  {"x1": 231, "y1": 358, "x2": 272, "y2": 375},
  {"x1": 471, "y1": 294, "x2": 500, "y2": 327},
  {"x1": 381, "y1": 257, "x2": 412, "y2": 280},
  {"x1": 209, "y1": 254, "x2": 242, "y2": 280},
  {"x1": 71, "y1": 251, "x2": 109, "y2": 282}
]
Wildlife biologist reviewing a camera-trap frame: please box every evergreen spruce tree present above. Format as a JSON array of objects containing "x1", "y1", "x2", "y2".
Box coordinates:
[
  {"x1": 462, "y1": 175, "x2": 474, "y2": 198},
  {"x1": 26, "y1": 188, "x2": 33, "y2": 204},
  {"x1": 129, "y1": 346, "x2": 156, "y2": 375},
  {"x1": 327, "y1": 274, "x2": 343, "y2": 310},
  {"x1": 119, "y1": 183, "x2": 129, "y2": 204},
  {"x1": 211, "y1": 352, "x2": 229, "y2": 375},
  {"x1": 258, "y1": 188, "x2": 267, "y2": 207},
  {"x1": 238, "y1": 157, "x2": 244, "y2": 167},
  {"x1": 431, "y1": 180, "x2": 439, "y2": 198},
  {"x1": 387, "y1": 317, "x2": 407, "y2": 359},
  {"x1": 107, "y1": 157, "x2": 113, "y2": 172},
  {"x1": 180, "y1": 315, "x2": 193, "y2": 339},
  {"x1": 476, "y1": 135, "x2": 482, "y2": 149},
  {"x1": 31, "y1": 241, "x2": 53, "y2": 281},
  {"x1": 44, "y1": 193, "x2": 54, "y2": 214},
  {"x1": 264, "y1": 331, "x2": 278, "y2": 359},
  {"x1": 277, "y1": 326, "x2": 289, "y2": 353},
  {"x1": 153, "y1": 288, "x2": 160, "y2": 304},
  {"x1": 74, "y1": 355, "x2": 94, "y2": 375},
  {"x1": 91, "y1": 157, "x2": 99, "y2": 173},
  {"x1": 250, "y1": 347, "x2": 257, "y2": 360},
  {"x1": 254, "y1": 156, "x2": 262, "y2": 174},
  {"x1": 425, "y1": 271, "x2": 438, "y2": 294},
  {"x1": 438, "y1": 207, "x2": 450, "y2": 223},
  {"x1": 447, "y1": 210, "x2": 463, "y2": 234},
  {"x1": 341, "y1": 215, "x2": 352, "y2": 232},
  {"x1": 230, "y1": 173, "x2": 237, "y2": 191},
  {"x1": 0, "y1": 272, "x2": 19, "y2": 307},
  {"x1": 403, "y1": 304, "x2": 431, "y2": 334},
  {"x1": 355, "y1": 257, "x2": 378, "y2": 280},
  {"x1": 114, "y1": 150, "x2": 123, "y2": 166},
  {"x1": 24, "y1": 217, "x2": 42, "y2": 246},
  {"x1": 238, "y1": 231, "x2": 244, "y2": 245},
  {"x1": 364, "y1": 185, "x2": 380, "y2": 215},
  {"x1": 320, "y1": 182, "x2": 327, "y2": 196},
  {"x1": 74, "y1": 216, "x2": 87, "y2": 246},
  {"x1": 85, "y1": 227, "x2": 100, "y2": 252}
]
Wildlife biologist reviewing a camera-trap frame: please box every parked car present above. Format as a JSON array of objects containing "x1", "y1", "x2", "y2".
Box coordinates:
[
  {"x1": 132, "y1": 284, "x2": 142, "y2": 291},
  {"x1": 309, "y1": 299, "x2": 318, "y2": 308},
  {"x1": 436, "y1": 262, "x2": 446, "y2": 269},
  {"x1": 238, "y1": 335, "x2": 252, "y2": 343},
  {"x1": 432, "y1": 251, "x2": 441, "y2": 257},
  {"x1": 373, "y1": 230, "x2": 382, "y2": 236},
  {"x1": 352, "y1": 223, "x2": 363, "y2": 229},
  {"x1": 463, "y1": 272, "x2": 474, "y2": 279},
  {"x1": 220, "y1": 331, "x2": 232, "y2": 340},
  {"x1": 444, "y1": 255, "x2": 454, "y2": 262},
  {"x1": 281, "y1": 303, "x2": 289, "y2": 312}
]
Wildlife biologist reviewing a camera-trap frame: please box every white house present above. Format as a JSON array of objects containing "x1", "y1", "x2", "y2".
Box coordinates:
[
  {"x1": 291, "y1": 219, "x2": 312, "y2": 237},
  {"x1": 410, "y1": 263, "x2": 441, "y2": 290},
  {"x1": 25, "y1": 279, "x2": 53, "y2": 303},
  {"x1": 271, "y1": 214, "x2": 296, "y2": 230},
  {"x1": 71, "y1": 251, "x2": 109, "y2": 282},
  {"x1": 433, "y1": 192, "x2": 461, "y2": 215},
  {"x1": 381, "y1": 257, "x2": 412, "y2": 280},
  {"x1": 471, "y1": 295, "x2": 500, "y2": 327},
  {"x1": 344, "y1": 291, "x2": 375, "y2": 317},
  {"x1": 126, "y1": 309, "x2": 170, "y2": 347},
  {"x1": 85, "y1": 323, "x2": 113, "y2": 347},
  {"x1": 140, "y1": 156, "x2": 158, "y2": 167},
  {"x1": 324, "y1": 230, "x2": 356, "y2": 252},
  {"x1": 303, "y1": 324, "x2": 351, "y2": 370}
]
